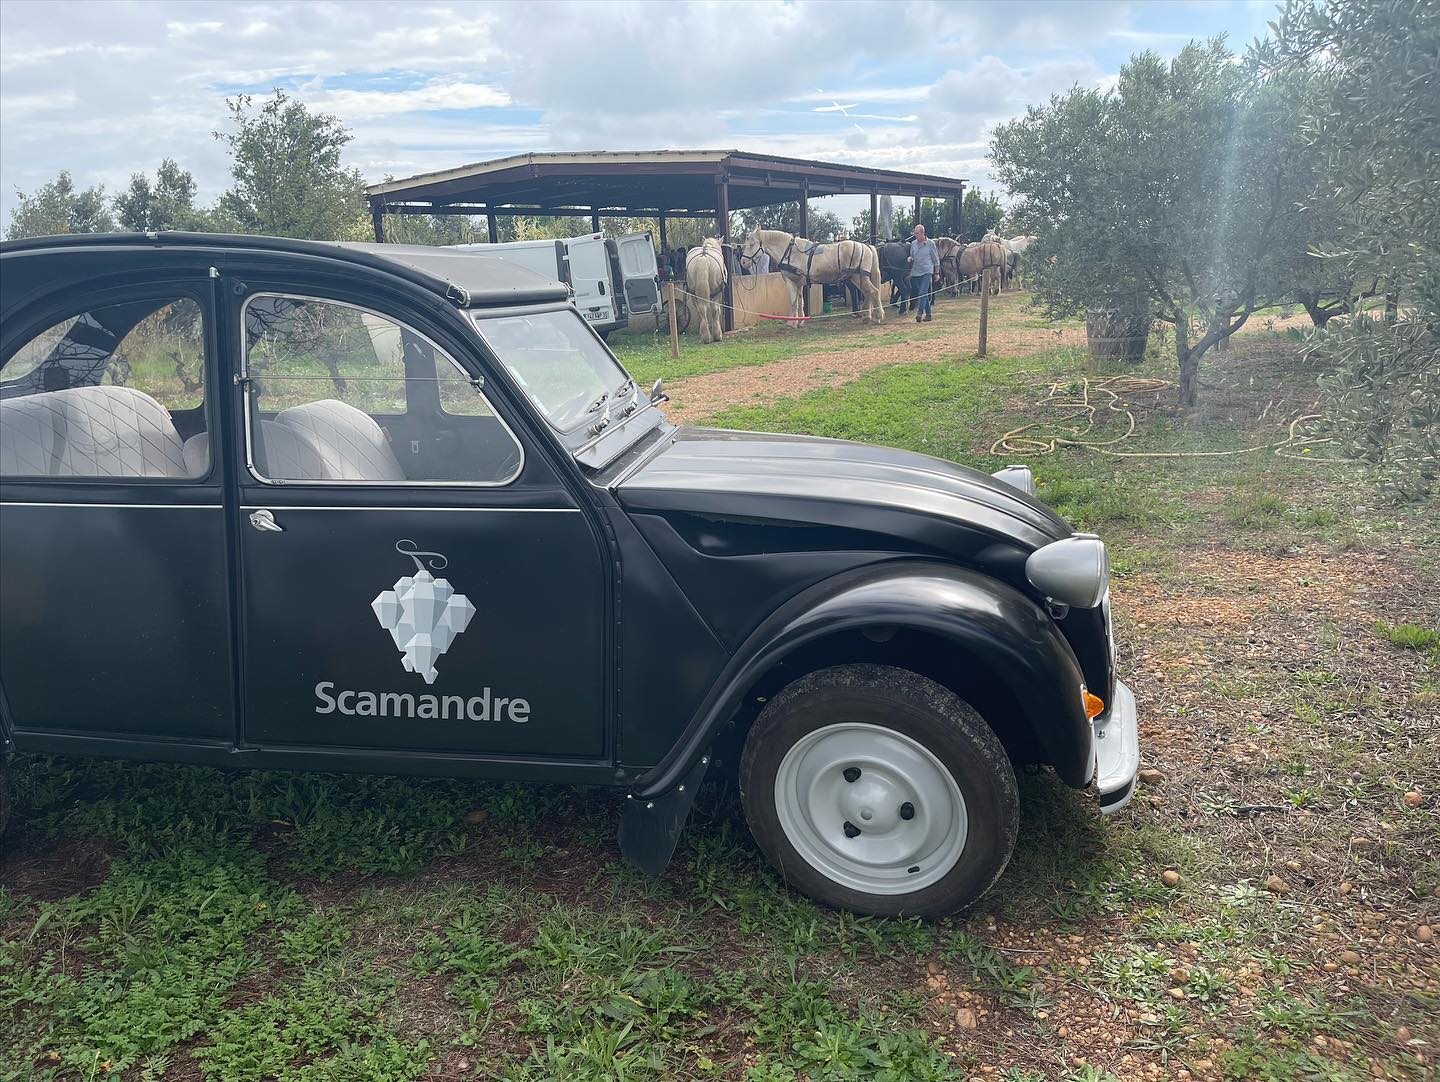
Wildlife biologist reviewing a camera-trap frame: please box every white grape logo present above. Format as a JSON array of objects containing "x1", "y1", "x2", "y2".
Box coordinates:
[{"x1": 371, "y1": 540, "x2": 476, "y2": 685}]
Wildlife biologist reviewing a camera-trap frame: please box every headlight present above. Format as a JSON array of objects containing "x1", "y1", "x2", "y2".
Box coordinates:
[
  {"x1": 1026, "y1": 534, "x2": 1109, "y2": 609},
  {"x1": 990, "y1": 464, "x2": 1034, "y2": 495}
]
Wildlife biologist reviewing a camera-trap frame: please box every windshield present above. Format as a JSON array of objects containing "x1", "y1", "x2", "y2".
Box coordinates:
[{"x1": 472, "y1": 309, "x2": 631, "y2": 435}]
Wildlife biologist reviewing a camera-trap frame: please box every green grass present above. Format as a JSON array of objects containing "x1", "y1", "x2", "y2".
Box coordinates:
[
  {"x1": 608, "y1": 309, "x2": 952, "y2": 386},
  {"x1": 4, "y1": 327, "x2": 1437, "y2": 1080}
]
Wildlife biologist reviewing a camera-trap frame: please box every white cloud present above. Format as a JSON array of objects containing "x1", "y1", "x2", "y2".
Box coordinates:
[{"x1": 0, "y1": 0, "x2": 1252, "y2": 223}]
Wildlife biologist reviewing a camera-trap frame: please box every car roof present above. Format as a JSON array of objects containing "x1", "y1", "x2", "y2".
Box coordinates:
[{"x1": 0, "y1": 232, "x2": 572, "y2": 309}]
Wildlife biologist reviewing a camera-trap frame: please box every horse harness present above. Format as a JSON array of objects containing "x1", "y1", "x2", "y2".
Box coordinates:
[
  {"x1": 756, "y1": 234, "x2": 866, "y2": 291},
  {"x1": 692, "y1": 246, "x2": 728, "y2": 300}
]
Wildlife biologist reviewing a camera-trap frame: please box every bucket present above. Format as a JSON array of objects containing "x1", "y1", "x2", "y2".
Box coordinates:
[
  {"x1": 822, "y1": 299, "x2": 833, "y2": 314},
  {"x1": 1086, "y1": 306, "x2": 1151, "y2": 364}
]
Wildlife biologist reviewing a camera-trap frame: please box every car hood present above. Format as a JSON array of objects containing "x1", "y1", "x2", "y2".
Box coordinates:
[{"x1": 615, "y1": 427, "x2": 1070, "y2": 552}]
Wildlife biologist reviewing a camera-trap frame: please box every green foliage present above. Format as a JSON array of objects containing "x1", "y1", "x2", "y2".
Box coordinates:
[
  {"x1": 212, "y1": 90, "x2": 368, "y2": 240},
  {"x1": 991, "y1": 39, "x2": 1324, "y2": 406},
  {"x1": 5, "y1": 170, "x2": 114, "y2": 240},
  {"x1": 113, "y1": 159, "x2": 208, "y2": 233},
  {"x1": 734, "y1": 200, "x2": 845, "y2": 242},
  {"x1": 1261, "y1": 0, "x2": 1440, "y2": 500}
]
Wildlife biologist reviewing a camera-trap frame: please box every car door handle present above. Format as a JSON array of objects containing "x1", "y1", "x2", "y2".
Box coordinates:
[{"x1": 248, "y1": 509, "x2": 285, "y2": 533}]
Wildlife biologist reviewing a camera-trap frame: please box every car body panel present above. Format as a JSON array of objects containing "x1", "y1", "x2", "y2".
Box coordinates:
[{"x1": 0, "y1": 234, "x2": 1131, "y2": 847}]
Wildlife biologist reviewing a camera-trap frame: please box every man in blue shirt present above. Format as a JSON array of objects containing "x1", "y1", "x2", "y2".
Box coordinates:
[{"x1": 908, "y1": 224, "x2": 939, "y2": 322}]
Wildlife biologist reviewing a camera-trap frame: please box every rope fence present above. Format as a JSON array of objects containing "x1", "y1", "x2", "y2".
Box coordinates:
[{"x1": 671, "y1": 269, "x2": 989, "y2": 323}]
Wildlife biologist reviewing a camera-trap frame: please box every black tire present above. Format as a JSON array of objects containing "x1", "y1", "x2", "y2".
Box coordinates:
[{"x1": 739, "y1": 664, "x2": 1018, "y2": 917}]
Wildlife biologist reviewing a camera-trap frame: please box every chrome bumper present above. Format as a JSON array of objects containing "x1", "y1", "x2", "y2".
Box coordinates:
[{"x1": 1094, "y1": 680, "x2": 1139, "y2": 813}]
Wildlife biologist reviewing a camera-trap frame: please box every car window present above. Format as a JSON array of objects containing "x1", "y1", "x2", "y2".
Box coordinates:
[
  {"x1": 473, "y1": 309, "x2": 629, "y2": 434},
  {"x1": 0, "y1": 297, "x2": 208, "y2": 479},
  {"x1": 242, "y1": 294, "x2": 520, "y2": 485}
]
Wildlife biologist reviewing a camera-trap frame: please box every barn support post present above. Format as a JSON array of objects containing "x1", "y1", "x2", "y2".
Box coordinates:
[
  {"x1": 658, "y1": 211, "x2": 668, "y2": 253},
  {"x1": 952, "y1": 188, "x2": 962, "y2": 238},
  {"x1": 717, "y1": 176, "x2": 733, "y2": 333},
  {"x1": 869, "y1": 191, "x2": 878, "y2": 244},
  {"x1": 914, "y1": 194, "x2": 922, "y2": 232},
  {"x1": 978, "y1": 267, "x2": 991, "y2": 358},
  {"x1": 486, "y1": 210, "x2": 498, "y2": 244},
  {"x1": 591, "y1": 212, "x2": 601, "y2": 234},
  {"x1": 370, "y1": 202, "x2": 386, "y2": 243},
  {"x1": 799, "y1": 179, "x2": 810, "y2": 317}
]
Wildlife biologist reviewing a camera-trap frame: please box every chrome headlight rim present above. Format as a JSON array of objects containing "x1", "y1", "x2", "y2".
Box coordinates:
[{"x1": 1025, "y1": 533, "x2": 1109, "y2": 610}]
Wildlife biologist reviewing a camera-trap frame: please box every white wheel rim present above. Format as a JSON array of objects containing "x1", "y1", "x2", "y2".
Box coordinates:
[{"x1": 773, "y1": 722, "x2": 968, "y2": 895}]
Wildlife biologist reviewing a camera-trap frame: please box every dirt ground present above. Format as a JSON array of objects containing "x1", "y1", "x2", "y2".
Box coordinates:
[{"x1": 662, "y1": 291, "x2": 1311, "y2": 421}]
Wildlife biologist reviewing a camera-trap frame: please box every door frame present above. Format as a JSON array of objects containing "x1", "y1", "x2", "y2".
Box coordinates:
[{"x1": 214, "y1": 260, "x2": 624, "y2": 783}]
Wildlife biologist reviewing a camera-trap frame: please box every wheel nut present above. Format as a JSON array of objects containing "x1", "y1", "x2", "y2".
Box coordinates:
[
  {"x1": 843, "y1": 821, "x2": 862, "y2": 838},
  {"x1": 843, "y1": 767, "x2": 861, "y2": 783},
  {"x1": 899, "y1": 802, "x2": 915, "y2": 820}
]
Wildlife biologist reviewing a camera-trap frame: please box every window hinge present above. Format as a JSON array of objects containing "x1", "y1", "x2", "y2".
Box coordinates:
[
  {"x1": 233, "y1": 374, "x2": 253, "y2": 388},
  {"x1": 209, "y1": 266, "x2": 220, "y2": 279},
  {"x1": 470, "y1": 376, "x2": 485, "y2": 389}
]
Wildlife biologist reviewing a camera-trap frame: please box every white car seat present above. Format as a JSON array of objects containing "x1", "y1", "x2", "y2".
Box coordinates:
[
  {"x1": 0, "y1": 385, "x2": 192, "y2": 478},
  {"x1": 273, "y1": 399, "x2": 406, "y2": 482}
]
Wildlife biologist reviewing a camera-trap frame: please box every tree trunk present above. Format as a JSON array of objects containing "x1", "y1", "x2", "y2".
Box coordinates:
[{"x1": 1176, "y1": 319, "x2": 1200, "y2": 408}]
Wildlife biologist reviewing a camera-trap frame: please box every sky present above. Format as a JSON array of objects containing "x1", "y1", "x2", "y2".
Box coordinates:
[{"x1": 0, "y1": 0, "x2": 1279, "y2": 227}]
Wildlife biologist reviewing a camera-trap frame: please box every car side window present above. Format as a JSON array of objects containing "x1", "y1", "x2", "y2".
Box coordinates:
[
  {"x1": 0, "y1": 297, "x2": 208, "y2": 479},
  {"x1": 241, "y1": 294, "x2": 521, "y2": 485}
]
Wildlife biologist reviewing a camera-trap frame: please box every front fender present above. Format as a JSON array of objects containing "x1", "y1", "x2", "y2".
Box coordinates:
[{"x1": 633, "y1": 559, "x2": 1093, "y2": 798}]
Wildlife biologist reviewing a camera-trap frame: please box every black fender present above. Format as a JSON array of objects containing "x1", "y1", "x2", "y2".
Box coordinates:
[{"x1": 635, "y1": 559, "x2": 1093, "y2": 799}]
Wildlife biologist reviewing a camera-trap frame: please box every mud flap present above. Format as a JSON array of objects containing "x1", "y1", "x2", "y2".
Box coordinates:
[{"x1": 618, "y1": 751, "x2": 711, "y2": 876}]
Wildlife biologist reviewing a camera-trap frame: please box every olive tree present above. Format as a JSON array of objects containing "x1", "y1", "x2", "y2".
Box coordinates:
[
  {"x1": 991, "y1": 40, "x2": 1319, "y2": 406},
  {"x1": 1257, "y1": 0, "x2": 1438, "y2": 497}
]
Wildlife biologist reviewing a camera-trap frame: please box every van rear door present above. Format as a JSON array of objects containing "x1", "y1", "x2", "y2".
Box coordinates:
[
  {"x1": 616, "y1": 233, "x2": 659, "y2": 316},
  {"x1": 565, "y1": 235, "x2": 619, "y2": 332}
]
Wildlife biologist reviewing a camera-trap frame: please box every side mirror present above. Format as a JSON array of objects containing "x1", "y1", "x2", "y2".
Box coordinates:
[{"x1": 650, "y1": 378, "x2": 667, "y2": 404}]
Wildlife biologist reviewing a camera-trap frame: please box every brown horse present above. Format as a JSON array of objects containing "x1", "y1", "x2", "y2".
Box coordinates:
[{"x1": 956, "y1": 241, "x2": 1007, "y2": 295}]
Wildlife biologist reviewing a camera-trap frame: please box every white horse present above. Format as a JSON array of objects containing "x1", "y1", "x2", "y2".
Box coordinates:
[
  {"x1": 685, "y1": 238, "x2": 727, "y2": 344},
  {"x1": 745, "y1": 228, "x2": 883, "y2": 324},
  {"x1": 1002, "y1": 235, "x2": 1037, "y2": 290}
]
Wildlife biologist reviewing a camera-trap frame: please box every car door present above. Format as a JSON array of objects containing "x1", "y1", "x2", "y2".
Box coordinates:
[
  {"x1": 616, "y1": 233, "x2": 660, "y2": 316},
  {"x1": 564, "y1": 237, "x2": 619, "y2": 332},
  {"x1": 230, "y1": 285, "x2": 610, "y2": 760},
  {"x1": 0, "y1": 279, "x2": 235, "y2": 745}
]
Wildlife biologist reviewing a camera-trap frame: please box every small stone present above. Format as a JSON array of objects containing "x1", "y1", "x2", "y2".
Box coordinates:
[
  {"x1": 1397, "y1": 1027, "x2": 1411, "y2": 1042},
  {"x1": 457, "y1": 1060, "x2": 470, "y2": 1072},
  {"x1": 1339, "y1": 881, "x2": 1354, "y2": 895},
  {"x1": 927, "y1": 961, "x2": 943, "y2": 976},
  {"x1": 956, "y1": 1007, "x2": 979, "y2": 1030},
  {"x1": 1404, "y1": 790, "x2": 1424, "y2": 807},
  {"x1": 1139, "y1": 767, "x2": 1164, "y2": 785},
  {"x1": 1339, "y1": 950, "x2": 1361, "y2": 964},
  {"x1": 1170, "y1": 967, "x2": 1190, "y2": 984},
  {"x1": 1322, "y1": 962, "x2": 1339, "y2": 972},
  {"x1": 1418, "y1": 925, "x2": 1434, "y2": 943},
  {"x1": 463, "y1": 809, "x2": 489, "y2": 826},
  {"x1": 1265, "y1": 875, "x2": 1290, "y2": 894},
  {"x1": 1162, "y1": 869, "x2": 1183, "y2": 888},
  {"x1": 1168, "y1": 987, "x2": 1187, "y2": 1000}
]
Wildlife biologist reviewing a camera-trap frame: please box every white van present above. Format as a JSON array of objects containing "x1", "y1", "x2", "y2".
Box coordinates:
[{"x1": 450, "y1": 233, "x2": 658, "y2": 338}]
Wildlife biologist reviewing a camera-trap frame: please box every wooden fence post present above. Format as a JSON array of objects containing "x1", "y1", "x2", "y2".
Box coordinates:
[
  {"x1": 665, "y1": 280, "x2": 680, "y2": 359},
  {"x1": 977, "y1": 268, "x2": 991, "y2": 358}
]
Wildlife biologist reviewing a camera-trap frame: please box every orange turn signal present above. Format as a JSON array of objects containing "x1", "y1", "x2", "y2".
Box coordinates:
[{"x1": 1083, "y1": 690, "x2": 1106, "y2": 719}]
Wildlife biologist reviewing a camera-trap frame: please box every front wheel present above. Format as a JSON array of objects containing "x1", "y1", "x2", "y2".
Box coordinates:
[{"x1": 739, "y1": 664, "x2": 1018, "y2": 917}]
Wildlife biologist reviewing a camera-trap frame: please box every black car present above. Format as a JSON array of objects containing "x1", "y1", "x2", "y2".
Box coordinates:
[{"x1": 0, "y1": 233, "x2": 1138, "y2": 916}]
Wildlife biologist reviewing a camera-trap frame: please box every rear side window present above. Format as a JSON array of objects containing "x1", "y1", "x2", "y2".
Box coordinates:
[
  {"x1": 0, "y1": 297, "x2": 208, "y2": 479},
  {"x1": 241, "y1": 294, "x2": 521, "y2": 485}
]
